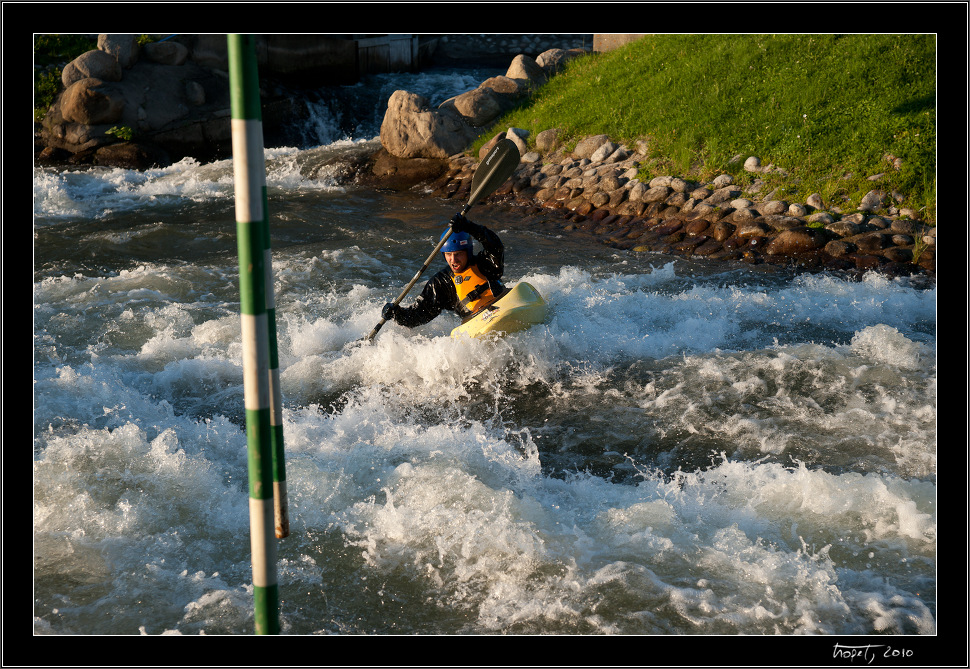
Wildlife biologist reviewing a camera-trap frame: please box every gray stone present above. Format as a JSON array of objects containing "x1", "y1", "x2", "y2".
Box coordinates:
[
  {"x1": 144, "y1": 40, "x2": 188, "y2": 66},
  {"x1": 572, "y1": 134, "x2": 610, "y2": 160},
  {"x1": 453, "y1": 87, "x2": 504, "y2": 127},
  {"x1": 535, "y1": 128, "x2": 560, "y2": 152},
  {"x1": 61, "y1": 50, "x2": 122, "y2": 87},
  {"x1": 380, "y1": 90, "x2": 475, "y2": 159},
  {"x1": 590, "y1": 141, "x2": 619, "y2": 163},
  {"x1": 506, "y1": 54, "x2": 547, "y2": 89},
  {"x1": 97, "y1": 34, "x2": 140, "y2": 69},
  {"x1": 859, "y1": 189, "x2": 888, "y2": 211},
  {"x1": 760, "y1": 200, "x2": 789, "y2": 215}
]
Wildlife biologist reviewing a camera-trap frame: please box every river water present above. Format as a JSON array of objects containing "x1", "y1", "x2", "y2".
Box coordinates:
[{"x1": 33, "y1": 68, "x2": 938, "y2": 645}]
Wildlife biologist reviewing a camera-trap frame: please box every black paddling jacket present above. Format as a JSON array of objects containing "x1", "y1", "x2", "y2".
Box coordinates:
[{"x1": 393, "y1": 221, "x2": 506, "y2": 328}]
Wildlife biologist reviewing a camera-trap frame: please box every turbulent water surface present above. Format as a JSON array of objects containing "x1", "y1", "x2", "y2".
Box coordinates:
[{"x1": 33, "y1": 70, "x2": 937, "y2": 646}]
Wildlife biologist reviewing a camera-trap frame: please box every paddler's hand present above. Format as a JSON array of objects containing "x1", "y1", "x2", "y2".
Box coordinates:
[
  {"x1": 382, "y1": 303, "x2": 401, "y2": 322},
  {"x1": 450, "y1": 213, "x2": 471, "y2": 234}
]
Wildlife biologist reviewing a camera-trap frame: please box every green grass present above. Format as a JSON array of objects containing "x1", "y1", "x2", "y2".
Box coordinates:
[{"x1": 479, "y1": 34, "x2": 936, "y2": 222}]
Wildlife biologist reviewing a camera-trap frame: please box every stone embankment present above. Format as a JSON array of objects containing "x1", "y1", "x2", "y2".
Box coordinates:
[
  {"x1": 373, "y1": 45, "x2": 934, "y2": 280},
  {"x1": 423, "y1": 131, "x2": 936, "y2": 279}
]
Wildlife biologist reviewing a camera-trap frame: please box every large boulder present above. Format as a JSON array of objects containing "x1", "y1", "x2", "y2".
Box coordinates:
[
  {"x1": 379, "y1": 90, "x2": 477, "y2": 159},
  {"x1": 61, "y1": 50, "x2": 122, "y2": 87},
  {"x1": 58, "y1": 78, "x2": 125, "y2": 125},
  {"x1": 535, "y1": 47, "x2": 586, "y2": 75},
  {"x1": 98, "y1": 34, "x2": 140, "y2": 68},
  {"x1": 505, "y1": 54, "x2": 547, "y2": 90},
  {"x1": 143, "y1": 40, "x2": 189, "y2": 66},
  {"x1": 451, "y1": 87, "x2": 504, "y2": 127}
]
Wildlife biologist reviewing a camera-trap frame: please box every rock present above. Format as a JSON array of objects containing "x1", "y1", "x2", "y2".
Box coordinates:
[
  {"x1": 825, "y1": 240, "x2": 856, "y2": 257},
  {"x1": 185, "y1": 80, "x2": 206, "y2": 106},
  {"x1": 92, "y1": 141, "x2": 170, "y2": 169},
  {"x1": 380, "y1": 90, "x2": 476, "y2": 159},
  {"x1": 98, "y1": 34, "x2": 140, "y2": 69},
  {"x1": 642, "y1": 186, "x2": 670, "y2": 203},
  {"x1": 859, "y1": 189, "x2": 888, "y2": 211},
  {"x1": 506, "y1": 127, "x2": 530, "y2": 158},
  {"x1": 535, "y1": 47, "x2": 584, "y2": 75},
  {"x1": 765, "y1": 227, "x2": 831, "y2": 255},
  {"x1": 826, "y1": 220, "x2": 864, "y2": 237},
  {"x1": 711, "y1": 221, "x2": 735, "y2": 241},
  {"x1": 478, "y1": 132, "x2": 507, "y2": 160},
  {"x1": 736, "y1": 221, "x2": 770, "y2": 239},
  {"x1": 809, "y1": 212, "x2": 835, "y2": 226},
  {"x1": 535, "y1": 128, "x2": 560, "y2": 151},
  {"x1": 59, "y1": 78, "x2": 125, "y2": 125},
  {"x1": 572, "y1": 134, "x2": 610, "y2": 160},
  {"x1": 670, "y1": 177, "x2": 690, "y2": 192},
  {"x1": 763, "y1": 215, "x2": 804, "y2": 232},
  {"x1": 760, "y1": 200, "x2": 788, "y2": 215},
  {"x1": 452, "y1": 87, "x2": 504, "y2": 127},
  {"x1": 852, "y1": 232, "x2": 891, "y2": 253},
  {"x1": 590, "y1": 141, "x2": 619, "y2": 163},
  {"x1": 883, "y1": 247, "x2": 913, "y2": 263},
  {"x1": 479, "y1": 75, "x2": 528, "y2": 98},
  {"x1": 685, "y1": 219, "x2": 711, "y2": 235},
  {"x1": 61, "y1": 50, "x2": 122, "y2": 87},
  {"x1": 144, "y1": 40, "x2": 188, "y2": 66},
  {"x1": 505, "y1": 54, "x2": 546, "y2": 90},
  {"x1": 665, "y1": 191, "x2": 688, "y2": 208},
  {"x1": 744, "y1": 156, "x2": 762, "y2": 172},
  {"x1": 364, "y1": 147, "x2": 449, "y2": 190},
  {"x1": 705, "y1": 186, "x2": 738, "y2": 206},
  {"x1": 732, "y1": 208, "x2": 758, "y2": 222}
]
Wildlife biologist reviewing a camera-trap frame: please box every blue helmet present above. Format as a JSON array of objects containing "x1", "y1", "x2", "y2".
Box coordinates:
[{"x1": 440, "y1": 229, "x2": 472, "y2": 255}]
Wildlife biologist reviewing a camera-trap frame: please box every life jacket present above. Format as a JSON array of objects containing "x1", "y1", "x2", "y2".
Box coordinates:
[{"x1": 450, "y1": 262, "x2": 506, "y2": 319}]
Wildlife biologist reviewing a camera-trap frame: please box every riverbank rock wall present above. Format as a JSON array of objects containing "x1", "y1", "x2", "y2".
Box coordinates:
[{"x1": 424, "y1": 130, "x2": 936, "y2": 279}]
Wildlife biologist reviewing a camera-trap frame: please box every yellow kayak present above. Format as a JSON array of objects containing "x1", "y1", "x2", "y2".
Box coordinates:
[{"x1": 451, "y1": 282, "x2": 548, "y2": 339}]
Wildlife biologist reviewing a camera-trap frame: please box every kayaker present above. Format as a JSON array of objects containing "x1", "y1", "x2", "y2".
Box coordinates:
[{"x1": 382, "y1": 213, "x2": 508, "y2": 328}]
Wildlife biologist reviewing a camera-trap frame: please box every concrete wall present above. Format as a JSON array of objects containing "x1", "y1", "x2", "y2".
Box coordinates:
[{"x1": 430, "y1": 34, "x2": 594, "y2": 67}]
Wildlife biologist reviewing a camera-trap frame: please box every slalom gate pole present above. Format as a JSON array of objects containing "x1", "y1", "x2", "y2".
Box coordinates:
[{"x1": 228, "y1": 33, "x2": 282, "y2": 635}]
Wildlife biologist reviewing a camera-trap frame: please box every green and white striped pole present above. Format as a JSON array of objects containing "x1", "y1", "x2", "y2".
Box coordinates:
[
  {"x1": 263, "y1": 175, "x2": 289, "y2": 542},
  {"x1": 228, "y1": 33, "x2": 283, "y2": 635}
]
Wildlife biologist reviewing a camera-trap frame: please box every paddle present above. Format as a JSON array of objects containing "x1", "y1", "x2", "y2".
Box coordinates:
[{"x1": 365, "y1": 138, "x2": 520, "y2": 341}]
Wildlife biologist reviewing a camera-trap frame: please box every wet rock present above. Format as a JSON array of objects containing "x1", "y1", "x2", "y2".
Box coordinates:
[
  {"x1": 765, "y1": 227, "x2": 831, "y2": 255},
  {"x1": 736, "y1": 221, "x2": 770, "y2": 239}
]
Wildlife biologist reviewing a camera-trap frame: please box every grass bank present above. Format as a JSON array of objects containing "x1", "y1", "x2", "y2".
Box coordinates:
[{"x1": 481, "y1": 34, "x2": 936, "y2": 223}]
